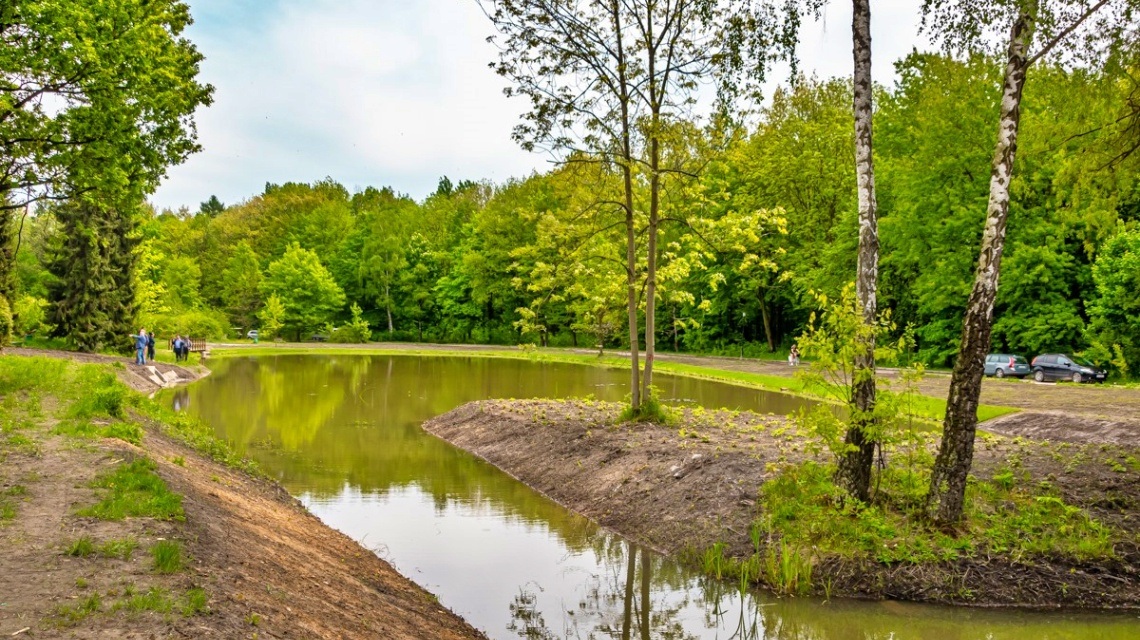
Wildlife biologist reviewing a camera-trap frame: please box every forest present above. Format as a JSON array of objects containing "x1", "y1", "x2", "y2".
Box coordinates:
[{"x1": 7, "y1": 53, "x2": 1139, "y2": 375}]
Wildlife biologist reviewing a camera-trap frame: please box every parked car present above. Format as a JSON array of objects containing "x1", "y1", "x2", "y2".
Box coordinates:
[
  {"x1": 984, "y1": 353, "x2": 1031, "y2": 379},
  {"x1": 1030, "y1": 353, "x2": 1107, "y2": 383},
  {"x1": 246, "y1": 329, "x2": 258, "y2": 340},
  {"x1": 310, "y1": 333, "x2": 328, "y2": 342}
]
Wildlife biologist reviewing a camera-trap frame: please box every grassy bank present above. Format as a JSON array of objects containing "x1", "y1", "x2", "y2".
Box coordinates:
[{"x1": 207, "y1": 343, "x2": 1017, "y2": 423}]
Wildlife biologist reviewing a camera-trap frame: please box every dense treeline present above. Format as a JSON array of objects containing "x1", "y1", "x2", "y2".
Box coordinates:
[{"x1": 8, "y1": 54, "x2": 1140, "y2": 373}]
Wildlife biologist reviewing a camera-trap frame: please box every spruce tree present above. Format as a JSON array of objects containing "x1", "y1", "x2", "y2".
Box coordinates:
[{"x1": 46, "y1": 201, "x2": 138, "y2": 353}]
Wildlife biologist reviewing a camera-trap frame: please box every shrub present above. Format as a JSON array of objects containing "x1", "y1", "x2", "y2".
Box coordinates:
[
  {"x1": 12, "y1": 295, "x2": 51, "y2": 339},
  {"x1": 0, "y1": 295, "x2": 12, "y2": 348}
]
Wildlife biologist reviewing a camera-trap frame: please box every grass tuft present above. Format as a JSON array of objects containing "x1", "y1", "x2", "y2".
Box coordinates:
[
  {"x1": 151, "y1": 539, "x2": 186, "y2": 573},
  {"x1": 78, "y1": 458, "x2": 184, "y2": 521}
]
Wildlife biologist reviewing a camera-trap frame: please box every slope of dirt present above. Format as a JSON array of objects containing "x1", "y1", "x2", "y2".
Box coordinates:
[
  {"x1": 0, "y1": 382, "x2": 487, "y2": 639},
  {"x1": 425, "y1": 399, "x2": 1140, "y2": 609}
]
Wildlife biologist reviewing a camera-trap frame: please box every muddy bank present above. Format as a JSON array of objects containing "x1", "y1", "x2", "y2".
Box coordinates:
[{"x1": 424, "y1": 399, "x2": 1140, "y2": 609}]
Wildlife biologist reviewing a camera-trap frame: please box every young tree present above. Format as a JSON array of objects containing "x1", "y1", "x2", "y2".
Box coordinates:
[
  {"x1": 921, "y1": 0, "x2": 1133, "y2": 525},
  {"x1": 482, "y1": 0, "x2": 798, "y2": 414},
  {"x1": 261, "y1": 243, "x2": 345, "y2": 341}
]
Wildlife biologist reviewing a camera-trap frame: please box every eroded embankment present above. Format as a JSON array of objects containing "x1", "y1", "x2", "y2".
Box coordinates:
[
  {"x1": 424, "y1": 399, "x2": 1140, "y2": 609},
  {"x1": 0, "y1": 355, "x2": 487, "y2": 639}
]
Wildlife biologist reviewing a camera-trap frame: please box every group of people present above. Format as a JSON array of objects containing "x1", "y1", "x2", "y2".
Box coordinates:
[
  {"x1": 171, "y1": 335, "x2": 193, "y2": 362},
  {"x1": 129, "y1": 329, "x2": 192, "y2": 365}
]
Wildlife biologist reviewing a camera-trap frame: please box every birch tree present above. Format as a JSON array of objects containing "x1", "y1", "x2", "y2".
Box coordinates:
[
  {"x1": 922, "y1": 0, "x2": 1136, "y2": 525},
  {"x1": 833, "y1": 0, "x2": 882, "y2": 502}
]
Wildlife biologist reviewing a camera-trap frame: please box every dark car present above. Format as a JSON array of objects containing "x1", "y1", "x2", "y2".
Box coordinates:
[
  {"x1": 984, "y1": 354, "x2": 1031, "y2": 379},
  {"x1": 1030, "y1": 353, "x2": 1107, "y2": 383}
]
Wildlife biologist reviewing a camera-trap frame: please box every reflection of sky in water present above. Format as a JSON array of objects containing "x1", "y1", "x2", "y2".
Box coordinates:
[
  {"x1": 302, "y1": 484, "x2": 761, "y2": 640},
  {"x1": 184, "y1": 356, "x2": 1140, "y2": 640}
]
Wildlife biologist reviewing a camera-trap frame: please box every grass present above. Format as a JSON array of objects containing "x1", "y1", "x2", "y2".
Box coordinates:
[
  {"x1": 208, "y1": 343, "x2": 1017, "y2": 423},
  {"x1": 0, "y1": 484, "x2": 28, "y2": 523},
  {"x1": 55, "y1": 593, "x2": 102, "y2": 625},
  {"x1": 151, "y1": 539, "x2": 186, "y2": 573},
  {"x1": 78, "y1": 458, "x2": 184, "y2": 521}
]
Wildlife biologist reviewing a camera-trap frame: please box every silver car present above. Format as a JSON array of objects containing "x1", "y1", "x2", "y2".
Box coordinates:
[{"x1": 984, "y1": 353, "x2": 1031, "y2": 379}]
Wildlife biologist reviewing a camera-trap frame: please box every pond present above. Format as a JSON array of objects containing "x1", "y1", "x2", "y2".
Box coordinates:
[{"x1": 170, "y1": 354, "x2": 1138, "y2": 639}]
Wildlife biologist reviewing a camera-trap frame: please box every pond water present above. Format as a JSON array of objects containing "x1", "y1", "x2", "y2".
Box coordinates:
[{"x1": 171, "y1": 354, "x2": 1138, "y2": 639}]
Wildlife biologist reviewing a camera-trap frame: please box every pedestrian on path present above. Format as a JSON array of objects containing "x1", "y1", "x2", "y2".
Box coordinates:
[
  {"x1": 131, "y1": 329, "x2": 148, "y2": 365},
  {"x1": 146, "y1": 331, "x2": 156, "y2": 362}
]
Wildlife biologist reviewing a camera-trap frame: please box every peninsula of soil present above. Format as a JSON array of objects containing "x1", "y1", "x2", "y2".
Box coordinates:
[{"x1": 425, "y1": 398, "x2": 1140, "y2": 609}]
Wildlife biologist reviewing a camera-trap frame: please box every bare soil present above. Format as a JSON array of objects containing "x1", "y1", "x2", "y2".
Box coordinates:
[
  {"x1": 0, "y1": 390, "x2": 487, "y2": 638},
  {"x1": 425, "y1": 399, "x2": 1140, "y2": 609}
]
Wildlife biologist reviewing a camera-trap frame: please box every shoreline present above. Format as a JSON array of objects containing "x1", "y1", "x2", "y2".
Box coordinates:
[{"x1": 424, "y1": 398, "x2": 1140, "y2": 610}]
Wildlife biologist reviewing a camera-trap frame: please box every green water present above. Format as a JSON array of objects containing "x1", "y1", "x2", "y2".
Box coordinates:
[{"x1": 173, "y1": 354, "x2": 1138, "y2": 639}]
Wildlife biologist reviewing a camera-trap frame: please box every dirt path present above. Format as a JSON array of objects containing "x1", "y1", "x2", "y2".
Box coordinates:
[{"x1": 425, "y1": 399, "x2": 1140, "y2": 609}]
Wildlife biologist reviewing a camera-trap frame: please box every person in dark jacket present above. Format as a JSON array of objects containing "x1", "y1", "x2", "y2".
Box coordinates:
[{"x1": 147, "y1": 331, "x2": 156, "y2": 362}]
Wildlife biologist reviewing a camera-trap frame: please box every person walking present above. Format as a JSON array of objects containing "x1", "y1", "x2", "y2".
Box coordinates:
[
  {"x1": 173, "y1": 335, "x2": 184, "y2": 362},
  {"x1": 788, "y1": 344, "x2": 800, "y2": 367},
  {"x1": 146, "y1": 331, "x2": 156, "y2": 362},
  {"x1": 131, "y1": 328, "x2": 148, "y2": 365}
]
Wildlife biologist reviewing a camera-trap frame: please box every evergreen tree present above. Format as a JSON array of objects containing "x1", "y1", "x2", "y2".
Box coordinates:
[{"x1": 46, "y1": 200, "x2": 138, "y2": 353}]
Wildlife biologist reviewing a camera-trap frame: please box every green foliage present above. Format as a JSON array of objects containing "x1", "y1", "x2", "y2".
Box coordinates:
[
  {"x1": 1087, "y1": 228, "x2": 1140, "y2": 376},
  {"x1": 45, "y1": 200, "x2": 138, "y2": 353},
  {"x1": 220, "y1": 240, "x2": 263, "y2": 330},
  {"x1": 12, "y1": 294, "x2": 52, "y2": 338},
  {"x1": 151, "y1": 539, "x2": 186, "y2": 573},
  {"x1": 1, "y1": 0, "x2": 213, "y2": 292},
  {"x1": 0, "y1": 294, "x2": 11, "y2": 347},
  {"x1": 257, "y1": 294, "x2": 286, "y2": 341},
  {"x1": 79, "y1": 458, "x2": 184, "y2": 522},
  {"x1": 618, "y1": 388, "x2": 674, "y2": 424},
  {"x1": 142, "y1": 307, "x2": 230, "y2": 341},
  {"x1": 327, "y1": 303, "x2": 371, "y2": 343},
  {"x1": 261, "y1": 243, "x2": 346, "y2": 340}
]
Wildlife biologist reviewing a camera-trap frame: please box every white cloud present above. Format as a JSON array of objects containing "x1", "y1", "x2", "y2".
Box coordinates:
[{"x1": 152, "y1": 0, "x2": 929, "y2": 211}]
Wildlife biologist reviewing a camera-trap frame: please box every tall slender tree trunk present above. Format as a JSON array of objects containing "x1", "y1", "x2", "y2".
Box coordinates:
[
  {"x1": 927, "y1": 11, "x2": 1031, "y2": 526},
  {"x1": 639, "y1": 546, "x2": 650, "y2": 640},
  {"x1": 611, "y1": 0, "x2": 640, "y2": 412},
  {"x1": 642, "y1": 136, "x2": 660, "y2": 404},
  {"x1": 385, "y1": 283, "x2": 394, "y2": 333},
  {"x1": 836, "y1": 0, "x2": 880, "y2": 503},
  {"x1": 759, "y1": 288, "x2": 775, "y2": 352},
  {"x1": 621, "y1": 544, "x2": 635, "y2": 640}
]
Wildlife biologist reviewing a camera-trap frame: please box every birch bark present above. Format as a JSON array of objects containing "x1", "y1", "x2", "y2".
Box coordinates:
[
  {"x1": 835, "y1": 0, "x2": 880, "y2": 502},
  {"x1": 927, "y1": 10, "x2": 1031, "y2": 526}
]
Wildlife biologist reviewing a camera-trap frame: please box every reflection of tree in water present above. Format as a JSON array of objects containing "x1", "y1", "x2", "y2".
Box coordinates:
[
  {"x1": 508, "y1": 589, "x2": 560, "y2": 640},
  {"x1": 507, "y1": 541, "x2": 698, "y2": 640},
  {"x1": 171, "y1": 388, "x2": 190, "y2": 412}
]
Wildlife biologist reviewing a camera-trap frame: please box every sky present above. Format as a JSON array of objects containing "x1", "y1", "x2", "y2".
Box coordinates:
[{"x1": 151, "y1": 0, "x2": 931, "y2": 212}]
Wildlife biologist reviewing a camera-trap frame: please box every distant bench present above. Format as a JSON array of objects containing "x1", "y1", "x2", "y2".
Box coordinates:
[{"x1": 168, "y1": 338, "x2": 209, "y2": 357}]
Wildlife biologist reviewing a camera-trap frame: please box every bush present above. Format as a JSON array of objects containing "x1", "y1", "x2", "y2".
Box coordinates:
[
  {"x1": 327, "y1": 303, "x2": 370, "y2": 343},
  {"x1": 141, "y1": 308, "x2": 229, "y2": 342},
  {"x1": 0, "y1": 295, "x2": 11, "y2": 348},
  {"x1": 12, "y1": 295, "x2": 51, "y2": 339}
]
